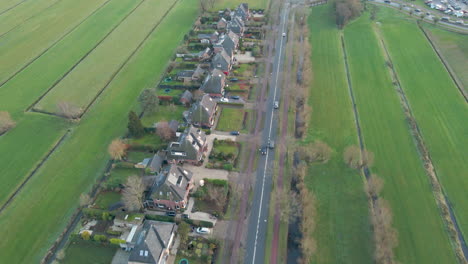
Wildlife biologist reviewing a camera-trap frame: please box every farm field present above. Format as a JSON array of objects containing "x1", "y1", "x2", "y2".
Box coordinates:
[
  {"x1": 213, "y1": 0, "x2": 268, "y2": 9},
  {"x1": 0, "y1": 0, "x2": 24, "y2": 14},
  {"x1": 423, "y1": 24, "x2": 468, "y2": 89},
  {"x1": 0, "y1": 0, "x2": 59, "y2": 36},
  {"x1": 34, "y1": 0, "x2": 177, "y2": 115},
  {"x1": 0, "y1": 0, "x2": 110, "y2": 85},
  {"x1": 305, "y1": 5, "x2": 374, "y2": 263},
  {"x1": 344, "y1": 13, "x2": 457, "y2": 263},
  {"x1": 378, "y1": 9, "x2": 468, "y2": 240},
  {"x1": 0, "y1": 0, "x2": 199, "y2": 262}
]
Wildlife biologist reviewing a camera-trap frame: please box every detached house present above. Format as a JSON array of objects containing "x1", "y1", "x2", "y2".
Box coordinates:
[
  {"x1": 234, "y1": 3, "x2": 250, "y2": 21},
  {"x1": 166, "y1": 126, "x2": 207, "y2": 164},
  {"x1": 184, "y1": 94, "x2": 218, "y2": 128},
  {"x1": 200, "y1": 69, "x2": 226, "y2": 96},
  {"x1": 217, "y1": 17, "x2": 228, "y2": 30},
  {"x1": 211, "y1": 50, "x2": 232, "y2": 75},
  {"x1": 179, "y1": 90, "x2": 193, "y2": 106},
  {"x1": 228, "y1": 16, "x2": 245, "y2": 36},
  {"x1": 197, "y1": 47, "x2": 212, "y2": 62},
  {"x1": 126, "y1": 221, "x2": 177, "y2": 264},
  {"x1": 213, "y1": 31, "x2": 239, "y2": 58},
  {"x1": 144, "y1": 164, "x2": 193, "y2": 210}
]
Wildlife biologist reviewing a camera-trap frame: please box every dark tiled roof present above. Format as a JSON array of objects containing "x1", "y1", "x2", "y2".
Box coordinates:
[{"x1": 128, "y1": 221, "x2": 176, "y2": 263}]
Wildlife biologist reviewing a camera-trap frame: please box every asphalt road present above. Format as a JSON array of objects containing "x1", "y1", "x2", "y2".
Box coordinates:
[{"x1": 243, "y1": 2, "x2": 290, "y2": 263}]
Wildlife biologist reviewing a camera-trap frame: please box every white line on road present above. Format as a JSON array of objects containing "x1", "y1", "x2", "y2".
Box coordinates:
[{"x1": 251, "y1": 3, "x2": 288, "y2": 263}]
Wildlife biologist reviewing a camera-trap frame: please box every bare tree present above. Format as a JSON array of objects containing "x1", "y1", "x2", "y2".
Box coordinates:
[
  {"x1": 55, "y1": 249, "x2": 66, "y2": 261},
  {"x1": 108, "y1": 138, "x2": 128, "y2": 160},
  {"x1": 122, "y1": 175, "x2": 145, "y2": 211},
  {"x1": 343, "y1": 145, "x2": 362, "y2": 169},
  {"x1": 366, "y1": 174, "x2": 384, "y2": 199},
  {"x1": 79, "y1": 193, "x2": 92, "y2": 207},
  {"x1": 56, "y1": 101, "x2": 81, "y2": 119},
  {"x1": 279, "y1": 190, "x2": 301, "y2": 222},
  {"x1": 309, "y1": 140, "x2": 332, "y2": 163},
  {"x1": 206, "y1": 186, "x2": 227, "y2": 210},
  {"x1": 0, "y1": 111, "x2": 16, "y2": 134},
  {"x1": 138, "y1": 89, "x2": 159, "y2": 114},
  {"x1": 361, "y1": 149, "x2": 375, "y2": 168},
  {"x1": 335, "y1": 0, "x2": 362, "y2": 28},
  {"x1": 372, "y1": 198, "x2": 398, "y2": 264},
  {"x1": 199, "y1": 0, "x2": 209, "y2": 12},
  {"x1": 156, "y1": 121, "x2": 174, "y2": 141}
]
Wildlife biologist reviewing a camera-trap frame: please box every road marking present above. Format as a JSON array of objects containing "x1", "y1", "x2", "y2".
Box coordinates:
[{"x1": 251, "y1": 4, "x2": 288, "y2": 263}]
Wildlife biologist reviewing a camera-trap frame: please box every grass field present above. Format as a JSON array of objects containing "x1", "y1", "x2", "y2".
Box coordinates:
[
  {"x1": 62, "y1": 239, "x2": 116, "y2": 264},
  {"x1": 423, "y1": 24, "x2": 468, "y2": 89},
  {"x1": 34, "y1": 0, "x2": 177, "y2": 114},
  {"x1": 95, "y1": 191, "x2": 121, "y2": 210},
  {"x1": 141, "y1": 104, "x2": 186, "y2": 127},
  {"x1": 0, "y1": 0, "x2": 110, "y2": 85},
  {"x1": 0, "y1": 0, "x2": 59, "y2": 36},
  {"x1": 216, "y1": 108, "x2": 245, "y2": 131},
  {"x1": 0, "y1": 0, "x2": 25, "y2": 14},
  {"x1": 305, "y1": 5, "x2": 374, "y2": 263},
  {"x1": 0, "y1": 0, "x2": 199, "y2": 262},
  {"x1": 344, "y1": 13, "x2": 457, "y2": 263},
  {"x1": 378, "y1": 8, "x2": 468, "y2": 241},
  {"x1": 213, "y1": 0, "x2": 269, "y2": 10}
]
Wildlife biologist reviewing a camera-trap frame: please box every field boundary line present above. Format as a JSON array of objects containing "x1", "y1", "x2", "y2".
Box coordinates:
[
  {"x1": 0, "y1": 129, "x2": 70, "y2": 215},
  {"x1": 0, "y1": 0, "x2": 29, "y2": 16},
  {"x1": 25, "y1": 0, "x2": 146, "y2": 113},
  {"x1": 418, "y1": 24, "x2": 467, "y2": 103},
  {"x1": 0, "y1": 0, "x2": 114, "y2": 88},
  {"x1": 375, "y1": 25, "x2": 468, "y2": 263},
  {"x1": 0, "y1": 0, "x2": 64, "y2": 39}
]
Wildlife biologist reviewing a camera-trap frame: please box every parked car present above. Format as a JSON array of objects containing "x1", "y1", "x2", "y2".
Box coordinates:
[
  {"x1": 230, "y1": 78, "x2": 239, "y2": 82},
  {"x1": 230, "y1": 131, "x2": 240, "y2": 136},
  {"x1": 182, "y1": 214, "x2": 190, "y2": 219},
  {"x1": 268, "y1": 140, "x2": 275, "y2": 149},
  {"x1": 384, "y1": 0, "x2": 391, "y2": 3},
  {"x1": 259, "y1": 146, "x2": 267, "y2": 155},
  {"x1": 196, "y1": 227, "x2": 211, "y2": 234},
  {"x1": 273, "y1": 101, "x2": 279, "y2": 109},
  {"x1": 415, "y1": 8, "x2": 421, "y2": 12},
  {"x1": 441, "y1": 16, "x2": 450, "y2": 21},
  {"x1": 166, "y1": 211, "x2": 176, "y2": 217},
  {"x1": 220, "y1": 97, "x2": 228, "y2": 102},
  {"x1": 230, "y1": 95, "x2": 240, "y2": 100}
]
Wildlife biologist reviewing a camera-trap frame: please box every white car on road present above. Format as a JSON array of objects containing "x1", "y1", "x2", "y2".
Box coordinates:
[{"x1": 282, "y1": 32, "x2": 286, "y2": 37}]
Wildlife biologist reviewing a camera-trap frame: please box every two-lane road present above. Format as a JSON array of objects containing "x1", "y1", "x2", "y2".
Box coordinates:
[{"x1": 243, "y1": 2, "x2": 290, "y2": 263}]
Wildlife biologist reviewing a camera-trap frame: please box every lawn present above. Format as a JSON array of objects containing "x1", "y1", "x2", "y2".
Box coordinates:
[
  {"x1": 34, "y1": 0, "x2": 177, "y2": 115},
  {"x1": 303, "y1": 5, "x2": 374, "y2": 264},
  {"x1": 0, "y1": 0, "x2": 24, "y2": 13},
  {"x1": 344, "y1": 12, "x2": 456, "y2": 263},
  {"x1": 62, "y1": 239, "x2": 116, "y2": 264},
  {"x1": 0, "y1": 0, "x2": 60, "y2": 36},
  {"x1": 378, "y1": 8, "x2": 468, "y2": 241},
  {"x1": 128, "y1": 133, "x2": 167, "y2": 151},
  {"x1": 216, "y1": 108, "x2": 245, "y2": 131},
  {"x1": 140, "y1": 104, "x2": 186, "y2": 127},
  {"x1": 0, "y1": 0, "x2": 141, "y2": 115},
  {"x1": 94, "y1": 191, "x2": 121, "y2": 210},
  {"x1": 423, "y1": 24, "x2": 468, "y2": 88},
  {"x1": 126, "y1": 151, "x2": 151, "y2": 163},
  {"x1": 212, "y1": 0, "x2": 269, "y2": 10},
  {"x1": 106, "y1": 167, "x2": 143, "y2": 189},
  {"x1": 0, "y1": 0, "x2": 110, "y2": 85},
  {"x1": 0, "y1": 0, "x2": 199, "y2": 262}
]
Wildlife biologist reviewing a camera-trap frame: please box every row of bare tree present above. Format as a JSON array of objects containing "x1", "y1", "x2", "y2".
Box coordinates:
[
  {"x1": 0, "y1": 111, "x2": 16, "y2": 135},
  {"x1": 335, "y1": 0, "x2": 362, "y2": 28}
]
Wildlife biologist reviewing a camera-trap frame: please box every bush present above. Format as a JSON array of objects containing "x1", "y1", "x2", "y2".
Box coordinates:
[
  {"x1": 204, "y1": 179, "x2": 228, "y2": 187},
  {"x1": 93, "y1": 234, "x2": 107, "y2": 242},
  {"x1": 110, "y1": 238, "x2": 126, "y2": 245},
  {"x1": 83, "y1": 208, "x2": 114, "y2": 219},
  {"x1": 106, "y1": 229, "x2": 123, "y2": 236},
  {"x1": 145, "y1": 214, "x2": 176, "y2": 222},
  {"x1": 102, "y1": 212, "x2": 113, "y2": 221},
  {"x1": 223, "y1": 164, "x2": 233, "y2": 171},
  {"x1": 114, "y1": 161, "x2": 135, "y2": 169},
  {"x1": 81, "y1": 231, "x2": 91, "y2": 240}
]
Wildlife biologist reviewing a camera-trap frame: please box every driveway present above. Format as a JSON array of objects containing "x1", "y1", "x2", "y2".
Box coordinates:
[
  {"x1": 184, "y1": 197, "x2": 217, "y2": 225},
  {"x1": 235, "y1": 51, "x2": 256, "y2": 63}
]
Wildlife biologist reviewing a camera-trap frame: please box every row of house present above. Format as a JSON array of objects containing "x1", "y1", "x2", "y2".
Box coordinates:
[{"x1": 137, "y1": 3, "x2": 251, "y2": 214}]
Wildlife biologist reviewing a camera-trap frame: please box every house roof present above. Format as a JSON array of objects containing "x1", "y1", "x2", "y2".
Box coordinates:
[
  {"x1": 227, "y1": 30, "x2": 240, "y2": 46},
  {"x1": 180, "y1": 90, "x2": 193, "y2": 102},
  {"x1": 128, "y1": 221, "x2": 177, "y2": 264},
  {"x1": 168, "y1": 120, "x2": 179, "y2": 133},
  {"x1": 148, "y1": 164, "x2": 193, "y2": 202},
  {"x1": 214, "y1": 34, "x2": 236, "y2": 57},
  {"x1": 166, "y1": 126, "x2": 206, "y2": 161},
  {"x1": 185, "y1": 94, "x2": 217, "y2": 125},
  {"x1": 148, "y1": 152, "x2": 165, "y2": 173},
  {"x1": 176, "y1": 70, "x2": 194, "y2": 78},
  {"x1": 201, "y1": 69, "x2": 226, "y2": 94}
]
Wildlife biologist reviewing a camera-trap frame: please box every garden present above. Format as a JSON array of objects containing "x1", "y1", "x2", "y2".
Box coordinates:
[
  {"x1": 216, "y1": 108, "x2": 247, "y2": 132},
  {"x1": 207, "y1": 139, "x2": 240, "y2": 170},
  {"x1": 175, "y1": 236, "x2": 218, "y2": 264},
  {"x1": 192, "y1": 179, "x2": 230, "y2": 217}
]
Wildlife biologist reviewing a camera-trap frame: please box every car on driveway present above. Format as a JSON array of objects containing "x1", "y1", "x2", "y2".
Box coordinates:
[
  {"x1": 166, "y1": 211, "x2": 176, "y2": 217},
  {"x1": 230, "y1": 95, "x2": 240, "y2": 100},
  {"x1": 196, "y1": 227, "x2": 211, "y2": 234},
  {"x1": 182, "y1": 214, "x2": 190, "y2": 219},
  {"x1": 230, "y1": 131, "x2": 240, "y2": 136},
  {"x1": 220, "y1": 97, "x2": 228, "y2": 102}
]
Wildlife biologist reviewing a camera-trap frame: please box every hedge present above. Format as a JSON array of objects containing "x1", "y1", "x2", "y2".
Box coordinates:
[{"x1": 144, "y1": 214, "x2": 213, "y2": 228}]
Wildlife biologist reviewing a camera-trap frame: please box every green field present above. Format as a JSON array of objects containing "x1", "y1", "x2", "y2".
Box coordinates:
[
  {"x1": 141, "y1": 104, "x2": 186, "y2": 127},
  {"x1": 378, "y1": 9, "x2": 468, "y2": 241},
  {"x1": 0, "y1": 0, "x2": 59, "y2": 36},
  {"x1": 423, "y1": 25, "x2": 468, "y2": 89},
  {"x1": 62, "y1": 239, "x2": 116, "y2": 264},
  {"x1": 34, "y1": 0, "x2": 177, "y2": 115},
  {"x1": 344, "y1": 13, "x2": 456, "y2": 263},
  {"x1": 213, "y1": 0, "x2": 269, "y2": 9},
  {"x1": 216, "y1": 108, "x2": 245, "y2": 131},
  {"x1": 0, "y1": 0, "x2": 110, "y2": 84},
  {"x1": 0, "y1": 0, "x2": 25, "y2": 13},
  {"x1": 305, "y1": 5, "x2": 374, "y2": 263},
  {"x1": 0, "y1": 0, "x2": 199, "y2": 262}
]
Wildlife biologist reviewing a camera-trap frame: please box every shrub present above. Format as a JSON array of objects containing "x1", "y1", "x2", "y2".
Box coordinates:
[
  {"x1": 145, "y1": 214, "x2": 175, "y2": 222},
  {"x1": 106, "y1": 229, "x2": 123, "y2": 236},
  {"x1": 204, "y1": 179, "x2": 228, "y2": 187},
  {"x1": 102, "y1": 212, "x2": 112, "y2": 221},
  {"x1": 81, "y1": 231, "x2": 91, "y2": 240},
  {"x1": 83, "y1": 208, "x2": 114, "y2": 219},
  {"x1": 223, "y1": 164, "x2": 233, "y2": 171},
  {"x1": 110, "y1": 238, "x2": 126, "y2": 245},
  {"x1": 93, "y1": 234, "x2": 107, "y2": 242}
]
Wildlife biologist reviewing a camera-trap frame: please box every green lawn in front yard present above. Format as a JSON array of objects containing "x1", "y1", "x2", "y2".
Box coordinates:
[
  {"x1": 141, "y1": 104, "x2": 186, "y2": 127},
  {"x1": 62, "y1": 239, "x2": 116, "y2": 264},
  {"x1": 95, "y1": 191, "x2": 121, "y2": 210},
  {"x1": 216, "y1": 108, "x2": 245, "y2": 131}
]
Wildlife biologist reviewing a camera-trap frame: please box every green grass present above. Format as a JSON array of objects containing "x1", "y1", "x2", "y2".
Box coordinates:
[
  {"x1": 126, "y1": 151, "x2": 151, "y2": 163},
  {"x1": 0, "y1": 0, "x2": 199, "y2": 261},
  {"x1": 129, "y1": 133, "x2": 166, "y2": 148},
  {"x1": 213, "y1": 140, "x2": 239, "y2": 156},
  {"x1": 344, "y1": 13, "x2": 457, "y2": 263},
  {"x1": 304, "y1": 5, "x2": 374, "y2": 264},
  {"x1": 378, "y1": 8, "x2": 468, "y2": 241},
  {"x1": 62, "y1": 239, "x2": 116, "y2": 264},
  {"x1": 156, "y1": 87, "x2": 185, "y2": 97},
  {"x1": 34, "y1": 0, "x2": 176, "y2": 114},
  {"x1": 141, "y1": 105, "x2": 186, "y2": 127},
  {"x1": 94, "y1": 191, "x2": 121, "y2": 210},
  {"x1": 0, "y1": 0, "x2": 141, "y2": 115},
  {"x1": 0, "y1": 0, "x2": 59, "y2": 36},
  {"x1": 0, "y1": 114, "x2": 67, "y2": 206},
  {"x1": 212, "y1": 0, "x2": 268, "y2": 10},
  {"x1": 0, "y1": 0, "x2": 110, "y2": 84},
  {"x1": 422, "y1": 25, "x2": 468, "y2": 88},
  {"x1": 0, "y1": 0, "x2": 26, "y2": 14},
  {"x1": 106, "y1": 167, "x2": 143, "y2": 189},
  {"x1": 216, "y1": 108, "x2": 245, "y2": 131}
]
